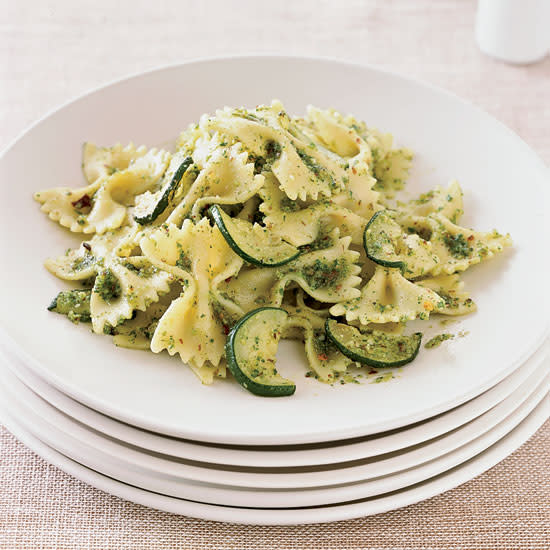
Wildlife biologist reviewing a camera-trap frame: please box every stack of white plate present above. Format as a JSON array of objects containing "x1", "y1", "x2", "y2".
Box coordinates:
[{"x1": 0, "y1": 57, "x2": 548, "y2": 525}]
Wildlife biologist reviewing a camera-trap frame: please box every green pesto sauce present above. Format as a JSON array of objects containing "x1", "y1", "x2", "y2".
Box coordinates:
[
  {"x1": 296, "y1": 148, "x2": 337, "y2": 190},
  {"x1": 211, "y1": 298, "x2": 240, "y2": 332},
  {"x1": 265, "y1": 140, "x2": 282, "y2": 162},
  {"x1": 301, "y1": 258, "x2": 346, "y2": 290},
  {"x1": 280, "y1": 196, "x2": 301, "y2": 213},
  {"x1": 425, "y1": 333, "x2": 454, "y2": 349},
  {"x1": 414, "y1": 190, "x2": 435, "y2": 204},
  {"x1": 72, "y1": 253, "x2": 95, "y2": 272},
  {"x1": 373, "y1": 371, "x2": 394, "y2": 384},
  {"x1": 122, "y1": 261, "x2": 159, "y2": 278},
  {"x1": 312, "y1": 329, "x2": 337, "y2": 358},
  {"x1": 175, "y1": 245, "x2": 192, "y2": 271},
  {"x1": 299, "y1": 230, "x2": 334, "y2": 252},
  {"x1": 94, "y1": 268, "x2": 121, "y2": 303},
  {"x1": 443, "y1": 233, "x2": 472, "y2": 259}
]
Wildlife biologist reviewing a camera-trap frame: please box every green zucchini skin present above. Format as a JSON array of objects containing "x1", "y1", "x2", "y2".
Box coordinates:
[
  {"x1": 48, "y1": 289, "x2": 92, "y2": 323},
  {"x1": 209, "y1": 204, "x2": 301, "y2": 267},
  {"x1": 363, "y1": 210, "x2": 405, "y2": 270},
  {"x1": 225, "y1": 307, "x2": 296, "y2": 397},
  {"x1": 325, "y1": 318, "x2": 422, "y2": 368},
  {"x1": 134, "y1": 156, "x2": 193, "y2": 225}
]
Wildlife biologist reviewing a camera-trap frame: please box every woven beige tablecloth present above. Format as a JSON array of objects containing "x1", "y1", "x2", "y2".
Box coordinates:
[{"x1": 1, "y1": 1, "x2": 549, "y2": 548}]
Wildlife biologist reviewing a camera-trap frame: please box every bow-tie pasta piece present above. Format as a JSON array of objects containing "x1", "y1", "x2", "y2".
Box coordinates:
[
  {"x1": 90, "y1": 257, "x2": 174, "y2": 334},
  {"x1": 398, "y1": 181, "x2": 464, "y2": 223},
  {"x1": 44, "y1": 224, "x2": 140, "y2": 281},
  {"x1": 82, "y1": 142, "x2": 147, "y2": 184},
  {"x1": 330, "y1": 160, "x2": 380, "y2": 220},
  {"x1": 330, "y1": 265, "x2": 443, "y2": 324},
  {"x1": 304, "y1": 106, "x2": 372, "y2": 165},
  {"x1": 35, "y1": 148, "x2": 170, "y2": 234},
  {"x1": 219, "y1": 267, "x2": 279, "y2": 315},
  {"x1": 285, "y1": 315, "x2": 354, "y2": 383},
  {"x1": 34, "y1": 181, "x2": 101, "y2": 233},
  {"x1": 276, "y1": 229, "x2": 362, "y2": 303},
  {"x1": 140, "y1": 220, "x2": 243, "y2": 378},
  {"x1": 372, "y1": 147, "x2": 414, "y2": 200},
  {"x1": 332, "y1": 116, "x2": 413, "y2": 201},
  {"x1": 416, "y1": 274, "x2": 477, "y2": 316},
  {"x1": 407, "y1": 213, "x2": 512, "y2": 276},
  {"x1": 110, "y1": 297, "x2": 175, "y2": 350}
]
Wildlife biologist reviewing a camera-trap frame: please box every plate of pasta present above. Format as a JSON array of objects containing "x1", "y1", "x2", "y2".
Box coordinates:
[{"x1": 0, "y1": 56, "x2": 548, "y2": 444}]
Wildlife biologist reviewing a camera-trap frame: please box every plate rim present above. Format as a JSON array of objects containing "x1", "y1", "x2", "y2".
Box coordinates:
[
  {"x1": 0, "y1": 348, "x2": 547, "y2": 494},
  {"x1": 0, "y1": 336, "x2": 547, "y2": 468},
  {"x1": 0, "y1": 394, "x2": 547, "y2": 524}
]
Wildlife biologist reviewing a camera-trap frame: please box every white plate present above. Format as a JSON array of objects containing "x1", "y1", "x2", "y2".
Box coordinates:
[
  {"x1": 1, "y1": 353, "x2": 547, "y2": 507},
  {"x1": 0, "y1": 348, "x2": 547, "y2": 495},
  {"x1": 2, "y1": 339, "x2": 546, "y2": 468},
  {"x1": 1, "y1": 56, "x2": 549, "y2": 445},
  {"x1": 1, "y1": 362, "x2": 547, "y2": 508},
  {"x1": 0, "y1": 395, "x2": 547, "y2": 524}
]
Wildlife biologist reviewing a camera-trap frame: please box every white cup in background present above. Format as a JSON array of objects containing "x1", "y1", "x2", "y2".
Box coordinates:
[{"x1": 476, "y1": 0, "x2": 550, "y2": 64}]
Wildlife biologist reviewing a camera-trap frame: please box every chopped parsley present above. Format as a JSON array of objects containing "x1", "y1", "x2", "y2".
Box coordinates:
[
  {"x1": 94, "y1": 268, "x2": 121, "y2": 303},
  {"x1": 301, "y1": 258, "x2": 345, "y2": 290},
  {"x1": 296, "y1": 148, "x2": 337, "y2": 190},
  {"x1": 425, "y1": 333, "x2": 454, "y2": 349},
  {"x1": 72, "y1": 253, "x2": 95, "y2": 272},
  {"x1": 443, "y1": 233, "x2": 473, "y2": 259}
]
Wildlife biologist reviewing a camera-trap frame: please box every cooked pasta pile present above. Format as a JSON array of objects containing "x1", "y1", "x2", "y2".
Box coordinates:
[{"x1": 34, "y1": 100, "x2": 512, "y2": 385}]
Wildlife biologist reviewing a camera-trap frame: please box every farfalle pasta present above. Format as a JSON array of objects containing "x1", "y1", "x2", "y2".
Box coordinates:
[{"x1": 35, "y1": 100, "x2": 512, "y2": 391}]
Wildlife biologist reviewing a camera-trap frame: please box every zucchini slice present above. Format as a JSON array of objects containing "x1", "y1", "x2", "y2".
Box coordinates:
[
  {"x1": 363, "y1": 210, "x2": 406, "y2": 269},
  {"x1": 225, "y1": 307, "x2": 296, "y2": 397},
  {"x1": 209, "y1": 204, "x2": 300, "y2": 267},
  {"x1": 325, "y1": 318, "x2": 422, "y2": 367},
  {"x1": 134, "y1": 155, "x2": 193, "y2": 224},
  {"x1": 48, "y1": 289, "x2": 92, "y2": 323}
]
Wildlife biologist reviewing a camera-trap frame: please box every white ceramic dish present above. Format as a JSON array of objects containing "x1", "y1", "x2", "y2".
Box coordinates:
[
  {"x1": 2, "y1": 339, "x2": 546, "y2": 468},
  {"x1": 0, "y1": 395, "x2": 547, "y2": 524},
  {"x1": 3, "y1": 369, "x2": 549, "y2": 509},
  {"x1": 1, "y1": 57, "x2": 549, "y2": 445},
  {"x1": 0, "y1": 354, "x2": 547, "y2": 507},
  {"x1": 0, "y1": 349, "x2": 547, "y2": 496}
]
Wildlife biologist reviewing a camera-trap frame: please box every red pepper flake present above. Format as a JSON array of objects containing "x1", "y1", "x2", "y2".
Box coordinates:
[
  {"x1": 355, "y1": 138, "x2": 361, "y2": 144},
  {"x1": 71, "y1": 194, "x2": 92, "y2": 210},
  {"x1": 317, "y1": 353, "x2": 328, "y2": 361},
  {"x1": 198, "y1": 344, "x2": 201, "y2": 351},
  {"x1": 223, "y1": 325, "x2": 230, "y2": 335},
  {"x1": 225, "y1": 277, "x2": 232, "y2": 283},
  {"x1": 467, "y1": 235, "x2": 475, "y2": 241},
  {"x1": 351, "y1": 167, "x2": 357, "y2": 175},
  {"x1": 179, "y1": 338, "x2": 183, "y2": 344}
]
